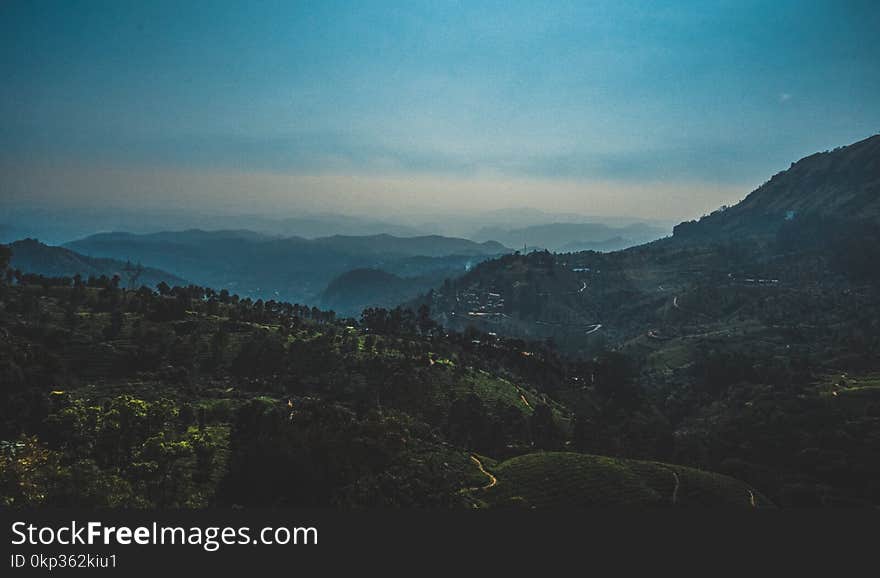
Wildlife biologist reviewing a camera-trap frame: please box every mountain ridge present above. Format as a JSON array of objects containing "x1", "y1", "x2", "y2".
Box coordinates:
[
  {"x1": 8, "y1": 238, "x2": 187, "y2": 288},
  {"x1": 63, "y1": 229, "x2": 510, "y2": 305},
  {"x1": 673, "y1": 133, "x2": 880, "y2": 241}
]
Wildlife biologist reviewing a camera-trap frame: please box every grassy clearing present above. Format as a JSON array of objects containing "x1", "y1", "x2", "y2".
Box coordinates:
[
  {"x1": 645, "y1": 343, "x2": 691, "y2": 371},
  {"x1": 469, "y1": 371, "x2": 536, "y2": 416},
  {"x1": 816, "y1": 372, "x2": 880, "y2": 401},
  {"x1": 479, "y1": 451, "x2": 772, "y2": 508}
]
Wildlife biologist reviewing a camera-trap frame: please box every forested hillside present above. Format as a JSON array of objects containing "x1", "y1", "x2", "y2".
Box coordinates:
[
  {"x1": 416, "y1": 137, "x2": 880, "y2": 506},
  {"x1": 0, "y1": 243, "x2": 767, "y2": 508},
  {"x1": 8, "y1": 239, "x2": 187, "y2": 289}
]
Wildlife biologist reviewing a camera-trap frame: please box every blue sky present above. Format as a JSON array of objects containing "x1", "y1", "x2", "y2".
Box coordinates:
[{"x1": 1, "y1": 0, "x2": 879, "y2": 220}]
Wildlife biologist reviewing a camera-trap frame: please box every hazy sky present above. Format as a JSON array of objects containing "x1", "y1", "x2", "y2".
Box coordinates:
[{"x1": 2, "y1": 0, "x2": 879, "y2": 222}]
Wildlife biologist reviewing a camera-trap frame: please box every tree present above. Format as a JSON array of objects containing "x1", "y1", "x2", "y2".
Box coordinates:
[
  {"x1": 0, "y1": 244, "x2": 10, "y2": 272},
  {"x1": 530, "y1": 404, "x2": 560, "y2": 449},
  {"x1": 0, "y1": 436, "x2": 62, "y2": 506},
  {"x1": 447, "y1": 394, "x2": 489, "y2": 450},
  {"x1": 104, "y1": 309, "x2": 125, "y2": 339},
  {"x1": 417, "y1": 304, "x2": 436, "y2": 336},
  {"x1": 594, "y1": 351, "x2": 642, "y2": 409},
  {"x1": 209, "y1": 326, "x2": 229, "y2": 370}
]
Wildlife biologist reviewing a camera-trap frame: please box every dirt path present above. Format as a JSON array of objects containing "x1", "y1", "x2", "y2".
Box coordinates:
[
  {"x1": 671, "y1": 471, "x2": 680, "y2": 505},
  {"x1": 467, "y1": 455, "x2": 497, "y2": 491},
  {"x1": 657, "y1": 466, "x2": 680, "y2": 505}
]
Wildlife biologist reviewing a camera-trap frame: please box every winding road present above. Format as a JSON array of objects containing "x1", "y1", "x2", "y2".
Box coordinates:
[
  {"x1": 671, "y1": 471, "x2": 680, "y2": 506},
  {"x1": 659, "y1": 466, "x2": 681, "y2": 506},
  {"x1": 468, "y1": 455, "x2": 497, "y2": 491}
]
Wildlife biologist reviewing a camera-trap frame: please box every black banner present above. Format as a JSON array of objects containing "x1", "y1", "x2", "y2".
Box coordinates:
[{"x1": 1, "y1": 509, "x2": 875, "y2": 574}]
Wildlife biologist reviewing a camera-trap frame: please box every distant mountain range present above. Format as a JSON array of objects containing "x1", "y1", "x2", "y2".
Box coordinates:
[
  {"x1": 7, "y1": 238, "x2": 187, "y2": 288},
  {"x1": 309, "y1": 234, "x2": 506, "y2": 257},
  {"x1": 0, "y1": 208, "x2": 429, "y2": 246},
  {"x1": 61, "y1": 230, "x2": 509, "y2": 306},
  {"x1": 472, "y1": 221, "x2": 670, "y2": 252}
]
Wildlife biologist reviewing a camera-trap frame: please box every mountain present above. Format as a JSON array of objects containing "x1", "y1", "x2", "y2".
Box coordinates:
[
  {"x1": 65, "y1": 230, "x2": 510, "y2": 306},
  {"x1": 474, "y1": 221, "x2": 669, "y2": 252},
  {"x1": 559, "y1": 236, "x2": 636, "y2": 253},
  {"x1": 312, "y1": 234, "x2": 507, "y2": 257},
  {"x1": 427, "y1": 134, "x2": 880, "y2": 348},
  {"x1": 0, "y1": 206, "x2": 429, "y2": 245},
  {"x1": 7, "y1": 238, "x2": 187, "y2": 288},
  {"x1": 97, "y1": 229, "x2": 280, "y2": 244},
  {"x1": 673, "y1": 134, "x2": 880, "y2": 241},
  {"x1": 415, "y1": 135, "x2": 880, "y2": 506},
  {"x1": 272, "y1": 215, "x2": 424, "y2": 238},
  {"x1": 319, "y1": 268, "x2": 444, "y2": 316}
]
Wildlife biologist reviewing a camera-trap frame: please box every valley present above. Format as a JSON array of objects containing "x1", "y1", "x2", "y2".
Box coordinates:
[{"x1": 3, "y1": 135, "x2": 880, "y2": 508}]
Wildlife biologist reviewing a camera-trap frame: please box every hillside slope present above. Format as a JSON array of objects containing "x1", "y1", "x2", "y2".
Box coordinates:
[
  {"x1": 8, "y1": 239, "x2": 187, "y2": 288},
  {"x1": 416, "y1": 135, "x2": 880, "y2": 507},
  {"x1": 0, "y1": 267, "x2": 766, "y2": 508},
  {"x1": 674, "y1": 134, "x2": 880, "y2": 241},
  {"x1": 425, "y1": 134, "x2": 880, "y2": 352},
  {"x1": 319, "y1": 268, "x2": 439, "y2": 315},
  {"x1": 475, "y1": 222, "x2": 669, "y2": 252},
  {"x1": 475, "y1": 452, "x2": 771, "y2": 508}
]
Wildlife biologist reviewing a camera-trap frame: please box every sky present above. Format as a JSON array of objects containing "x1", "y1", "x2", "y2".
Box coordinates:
[{"x1": 1, "y1": 0, "x2": 879, "y2": 225}]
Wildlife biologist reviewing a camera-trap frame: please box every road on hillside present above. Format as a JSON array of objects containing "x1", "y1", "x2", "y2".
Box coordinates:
[
  {"x1": 660, "y1": 467, "x2": 680, "y2": 505},
  {"x1": 468, "y1": 455, "x2": 497, "y2": 491},
  {"x1": 671, "y1": 471, "x2": 680, "y2": 505}
]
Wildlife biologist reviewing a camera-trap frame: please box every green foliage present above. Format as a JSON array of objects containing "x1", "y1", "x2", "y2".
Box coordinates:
[
  {"x1": 0, "y1": 278, "x2": 780, "y2": 508},
  {"x1": 0, "y1": 436, "x2": 63, "y2": 507},
  {"x1": 32, "y1": 394, "x2": 229, "y2": 507},
  {"x1": 481, "y1": 452, "x2": 770, "y2": 508},
  {"x1": 0, "y1": 244, "x2": 11, "y2": 272}
]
